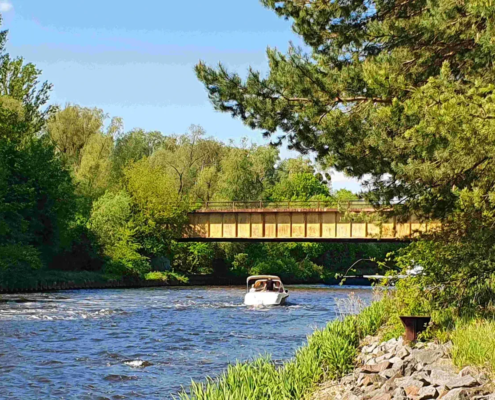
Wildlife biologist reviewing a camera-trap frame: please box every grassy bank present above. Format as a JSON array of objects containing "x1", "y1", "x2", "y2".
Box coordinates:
[
  {"x1": 451, "y1": 319, "x2": 495, "y2": 375},
  {"x1": 177, "y1": 286, "x2": 495, "y2": 400},
  {"x1": 178, "y1": 300, "x2": 387, "y2": 400}
]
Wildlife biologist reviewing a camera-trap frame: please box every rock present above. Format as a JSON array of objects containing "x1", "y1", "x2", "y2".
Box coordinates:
[
  {"x1": 362, "y1": 374, "x2": 386, "y2": 387},
  {"x1": 405, "y1": 384, "x2": 422, "y2": 397},
  {"x1": 395, "y1": 376, "x2": 425, "y2": 391},
  {"x1": 371, "y1": 393, "x2": 393, "y2": 400},
  {"x1": 437, "y1": 386, "x2": 449, "y2": 398},
  {"x1": 459, "y1": 366, "x2": 478, "y2": 378},
  {"x1": 362, "y1": 361, "x2": 392, "y2": 373},
  {"x1": 439, "y1": 388, "x2": 471, "y2": 400},
  {"x1": 411, "y1": 371, "x2": 431, "y2": 384},
  {"x1": 397, "y1": 347, "x2": 411, "y2": 359},
  {"x1": 342, "y1": 394, "x2": 360, "y2": 400},
  {"x1": 389, "y1": 356, "x2": 404, "y2": 372},
  {"x1": 424, "y1": 358, "x2": 458, "y2": 375},
  {"x1": 342, "y1": 393, "x2": 360, "y2": 400},
  {"x1": 376, "y1": 353, "x2": 394, "y2": 363},
  {"x1": 363, "y1": 343, "x2": 379, "y2": 354},
  {"x1": 404, "y1": 362, "x2": 417, "y2": 377},
  {"x1": 363, "y1": 388, "x2": 387, "y2": 399},
  {"x1": 384, "y1": 339, "x2": 399, "y2": 353},
  {"x1": 412, "y1": 349, "x2": 444, "y2": 365},
  {"x1": 379, "y1": 368, "x2": 402, "y2": 380},
  {"x1": 341, "y1": 374, "x2": 355, "y2": 386},
  {"x1": 357, "y1": 372, "x2": 368, "y2": 385},
  {"x1": 429, "y1": 369, "x2": 478, "y2": 389},
  {"x1": 415, "y1": 342, "x2": 426, "y2": 349},
  {"x1": 372, "y1": 347, "x2": 382, "y2": 355},
  {"x1": 418, "y1": 386, "x2": 438, "y2": 399}
]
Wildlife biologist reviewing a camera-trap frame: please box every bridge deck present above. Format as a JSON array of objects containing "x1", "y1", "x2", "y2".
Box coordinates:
[{"x1": 183, "y1": 203, "x2": 439, "y2": 242}]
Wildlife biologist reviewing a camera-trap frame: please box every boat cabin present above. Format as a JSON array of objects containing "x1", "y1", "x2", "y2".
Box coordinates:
[{"x1": 247, "y1": 275, "x2": 285, "y2": 293}]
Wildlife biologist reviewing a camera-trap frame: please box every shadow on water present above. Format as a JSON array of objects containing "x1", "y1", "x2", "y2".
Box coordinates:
[{"x1": 0, "y1": 285, "x2": 373, "y2": 399}]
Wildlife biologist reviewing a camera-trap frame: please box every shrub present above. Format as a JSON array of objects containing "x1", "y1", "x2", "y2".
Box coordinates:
[
  {"x1": 0, "y1": 244, "x2": 43, "y2": 289},
  {"x1": 144, "y1": 271, "x2": 189, "y2": 284}
]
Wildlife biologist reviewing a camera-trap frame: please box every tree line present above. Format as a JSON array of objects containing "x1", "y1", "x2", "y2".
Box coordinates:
[{"x1": 0, "y1": 21, "x2": 399, "y2": 288}]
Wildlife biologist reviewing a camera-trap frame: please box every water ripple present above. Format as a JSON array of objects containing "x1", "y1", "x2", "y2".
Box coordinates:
[{"x1": 0, "y1": 285, "x2": 372, "y2": 399}]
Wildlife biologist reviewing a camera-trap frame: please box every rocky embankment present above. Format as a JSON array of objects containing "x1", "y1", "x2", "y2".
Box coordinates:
[{"x1": 314, "y1": 337, "x2": 493, "y2": 400}]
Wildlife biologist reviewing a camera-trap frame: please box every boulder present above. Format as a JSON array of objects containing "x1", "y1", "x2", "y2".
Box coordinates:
[
  {"x1": 371, "y1": 393, "x2": 393, "y2": 400},
  {"x1": 439, "y1": 388, "x2": 471, "y2": 400},
  {"x1": 362, "y1": 374, "x2": 386, "y2": 387},
  {"x1": 418, "y1": 386, "x2": 438, "y2": 399},
  {"x1": 362, "y1": 361, "x2": 392, "y2": 373},
  {"x1": 380, "y1": 368, "x2": 402, "y2": 380},
  {"x1": 429, "y1": 369, "x2": 478, "y2": 389},
  {"x1": 397, "y1": 347, "x2": 411, "y2": 360},
  {"x1": 412, "y1": 349, "x2": 444, "y2": 365},
  {"x1": 376, "y1": 353, "x2": 394, "y2": 363},
  {"x1": 459, "y1": 366, "x2": 478, "y2": 377},
  {"x1": 395, "y1": 376, "x2": 425, "y2": 389}
]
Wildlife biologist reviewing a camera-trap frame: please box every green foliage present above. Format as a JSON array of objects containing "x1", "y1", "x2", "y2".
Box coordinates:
[
  {"x1": 270, "y1": 172, "x2": 330, "y2": 201},
  {"x1": 394, "y1": 223, "x2": 495, "y2": 315},
  {"x1": 0, "y1": 139, "x2": 76, "y2": 257},
  {"x1": 0, "y1": 244, "x2": 42, "y2": 289},
  {"x1": 178, "y1": 300, "x2": 387, "y2": 399},
  {"x1": 0, "y1": 53, "x2": 52, "y2": 134},
  {"x1": 194, "y1": 0, "x2": 495, "y2": 319},
  {"x1": 112, "y1": 128, "x2": 167, "y2": 183},
  {"x1": 171, "y1": 242, "x2": 216, "y2": 275},
  {"x1": 144, "y1": 271, "x2": 189, "y2": 284},
  {"x1": 88, "y1": 191, "x2": 149, "y2": 276},
  {"x1": 215, "y1": 143, "x2": 278, "y2": 201}
]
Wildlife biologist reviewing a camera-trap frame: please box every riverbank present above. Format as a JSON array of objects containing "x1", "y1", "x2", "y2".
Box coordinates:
[
  {"x1": 0, "y1": 270, "x2": 340, "y2": 294},
  {"x1": 178, "y1": 300, "x2": 387, "y2": 399},
  {"x1": 313, "y1": 336, "x2": 494, "y2": 399},
  {"x1": 177, "y1": 294, "x2": 495, "y2": 400}
]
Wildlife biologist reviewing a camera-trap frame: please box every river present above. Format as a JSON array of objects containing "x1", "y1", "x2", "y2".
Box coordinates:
[{"x1": 0, "y1": 285, "x2": 373, "y2": 399}]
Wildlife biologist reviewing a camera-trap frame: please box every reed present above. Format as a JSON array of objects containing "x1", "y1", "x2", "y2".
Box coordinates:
[
  {"x1": 177, "y1": 299, "x2": 387, "y2": 400},
  {"x1": 451, "y1": 319, "x2": 495, "y2": 375}
]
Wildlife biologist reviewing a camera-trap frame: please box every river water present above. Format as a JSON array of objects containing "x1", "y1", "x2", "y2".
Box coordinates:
[{"x1": 0, "y1": 285, "x2": 373, "y2": 399}]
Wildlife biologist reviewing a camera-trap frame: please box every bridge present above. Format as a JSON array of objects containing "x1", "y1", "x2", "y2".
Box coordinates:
[{"x1": 182, "y1": 201, "x2": 440, "y2": 242}]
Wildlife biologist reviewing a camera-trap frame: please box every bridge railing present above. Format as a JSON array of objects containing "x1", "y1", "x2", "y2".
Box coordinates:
[{"x1": 190, "y1": 200, "x2": 374, "y2": 211}]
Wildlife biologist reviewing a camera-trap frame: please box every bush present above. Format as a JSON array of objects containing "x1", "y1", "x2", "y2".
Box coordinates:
[
  {"x1": 144, "y1": 271, "x2": 189, "y2": 284},
  {"x1": 0, "y1": 244, "x2": 43, "y2": 289},
  {"x1": 172, "y1": 242, "x2": 215, "y2": 274}
]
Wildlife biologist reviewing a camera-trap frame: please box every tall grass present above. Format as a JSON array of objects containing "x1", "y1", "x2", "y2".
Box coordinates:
[
  {"x1": 177, "y1": 300, "x2": 387, "y2": 400},
  {"x1": 451, "y1": 319, "x2": 495, "y2": 374}
]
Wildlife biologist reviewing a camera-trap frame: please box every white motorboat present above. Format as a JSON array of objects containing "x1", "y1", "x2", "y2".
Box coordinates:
[{"x1": 244, "y1": 275, "x2": 289, "y2": 306}]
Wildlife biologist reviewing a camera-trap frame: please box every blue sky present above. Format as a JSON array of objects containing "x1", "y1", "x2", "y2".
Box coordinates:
[{"x1": 0, "y1": 0, "x2": 361, "y2": 191}]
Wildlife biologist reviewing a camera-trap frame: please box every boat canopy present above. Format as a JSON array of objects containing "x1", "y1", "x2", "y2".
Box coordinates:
[{"x1": 246, "y1": 275, "x2": 282, "y2": 284}]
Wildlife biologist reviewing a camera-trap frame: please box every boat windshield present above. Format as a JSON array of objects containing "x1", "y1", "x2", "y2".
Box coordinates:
[{"x1": 247, "y1": 278, "x2": 283, "y2": 293}]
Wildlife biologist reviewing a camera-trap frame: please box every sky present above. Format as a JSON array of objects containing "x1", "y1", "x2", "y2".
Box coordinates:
[{"x1": 0, "y1": 0, "x2": 362, "y2": 191}]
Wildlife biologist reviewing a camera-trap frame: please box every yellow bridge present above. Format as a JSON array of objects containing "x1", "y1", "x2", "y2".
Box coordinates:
[{"x1": 183, "y1": 201, "x2": 440, "y2": 242}]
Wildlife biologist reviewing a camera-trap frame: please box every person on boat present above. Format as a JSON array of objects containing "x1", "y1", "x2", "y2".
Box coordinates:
[
  {"x1": 253, "y1": 280, "x2": 266, "y2": 291},
  {"x1": 266, "y1": 279, "x2": 274, "y2": 291}
]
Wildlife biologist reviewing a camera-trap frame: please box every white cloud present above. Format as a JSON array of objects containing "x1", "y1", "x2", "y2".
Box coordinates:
[{"x1": 0, "y1": 1, "x2": 13, "y2": 12}]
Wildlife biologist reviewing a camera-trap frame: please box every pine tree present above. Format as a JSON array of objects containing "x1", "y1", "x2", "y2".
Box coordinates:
[{"x1": 196, "y1": 0, "x2": 495, "y2": 218}]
